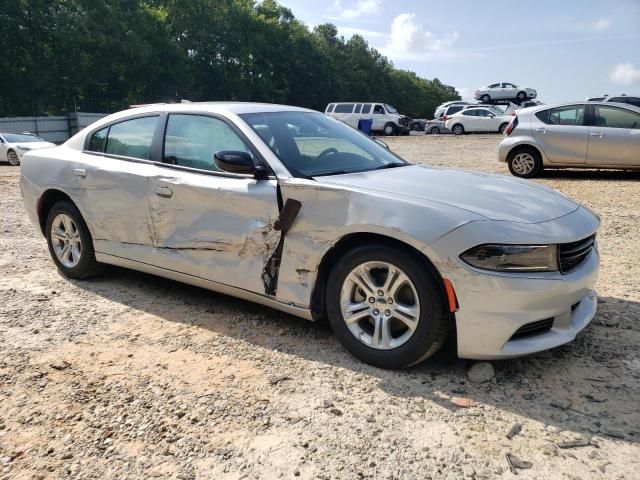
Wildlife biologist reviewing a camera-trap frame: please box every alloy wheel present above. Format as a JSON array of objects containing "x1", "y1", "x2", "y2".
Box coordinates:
[
  {"x1": 7, "y1": 151, "x2": 19, "y2": 166},
  {"x1": 340, "y1": 261, "x2": 420, "y2": 350},
  {"x1": 511, "y1": 152, "x2": 536, "y2": 175},
  {"x1": 51, "y1": 213, "x2": 82, "y2": 268}
]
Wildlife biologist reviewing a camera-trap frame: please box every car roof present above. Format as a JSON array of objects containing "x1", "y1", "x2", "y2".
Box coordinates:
[{"x1": 521, "y1": 101, "x2": 640, "y2": 114}]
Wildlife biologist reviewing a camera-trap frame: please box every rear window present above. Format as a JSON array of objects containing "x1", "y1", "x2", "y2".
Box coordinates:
[
  {"x1": 536, "y1": 105, "x2": 584, "y2": 126},
  {"x1": 448, "y1": 106, "x2": 464, "y2": 115},
  {"x1": 88, "y1": 127, "x2": 108, "y2": 152},
  {"x1": 362, "y1": 104, "x2": 372, "y2": 114},
  {"x1": 104, "y1": 116, "x2": 159, "y2": 160},
  {"x1": 354, "y1": 104, "x2": 362, "y2": 114},
  {"x1": 334, "y1": 104, "x2": 354, "y2": 113}
]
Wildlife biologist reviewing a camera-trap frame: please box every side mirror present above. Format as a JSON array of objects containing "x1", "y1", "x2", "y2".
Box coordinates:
[
  {"x1": 214, "y1": 151, "x2": 267, "y2": 178},
  {"x1": 374, "y1": 138, "x2": 390, "y2": 150}
]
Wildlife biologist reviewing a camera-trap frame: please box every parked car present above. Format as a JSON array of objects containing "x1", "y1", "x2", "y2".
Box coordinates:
[
  {"x1": 0, "y1": 132, "x2": 55, "y2": 166},
  {"x1": 499, "y1": 102, "x2": 640, "y2": 178},
  {"x1": 588, "y1": 94, "x2": 640, "y2": 108},
  {"x1": 475, "y1": 83, "x2": 537, "y2": 104},
  {"x1": 21, "y1": 102, "x2": 600, "y2": 368},
  {"x1": 424, "y1": 119, "x2": 448, "y2": 134},
  {"x1": 434, "y1": 101, "x2": 470, "y2": 118},
  {"x1": 435, "y1": 103, "x2": 506, "y2": 120},
  {"x1": 444, "y1": 107, "x2": 513, "y2": 135},
  {"x1": 410, "y1": 119, "x2": 428, "y2": 132},
  {"x1": 325, "y1": 102, "x2": 410, "y2": 135}
]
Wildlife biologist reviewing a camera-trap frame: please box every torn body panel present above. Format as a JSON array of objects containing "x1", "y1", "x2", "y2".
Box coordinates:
[{"x1": 275, "y1": 178, "x2": 484, "y2": 311}]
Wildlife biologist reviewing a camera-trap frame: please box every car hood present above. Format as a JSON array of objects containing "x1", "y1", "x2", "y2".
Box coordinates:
[{"x1": 316, "y1": 165, "x2": 579, "y2": 224}]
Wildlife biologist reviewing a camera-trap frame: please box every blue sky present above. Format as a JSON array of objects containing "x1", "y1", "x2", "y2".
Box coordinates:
[{"x1": 277, "y1": 0, "x2": 640, "y2": 103}]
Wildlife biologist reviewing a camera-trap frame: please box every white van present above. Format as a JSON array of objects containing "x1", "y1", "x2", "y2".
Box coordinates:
[{"x1": 325, "y1": 102, "x2": 411, "y2": 135}]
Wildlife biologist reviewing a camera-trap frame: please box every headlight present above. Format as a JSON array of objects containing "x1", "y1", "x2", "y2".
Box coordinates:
[
  {"x1": 460, "y1": 244, "x2": 558, "y2": 272},
  {"x1": 16, "y1": 145, "x2": 31, "y2": 151}
]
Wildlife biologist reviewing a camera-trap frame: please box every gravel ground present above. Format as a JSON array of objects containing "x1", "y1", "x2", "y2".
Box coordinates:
[{"x1": 1, "y1": 134, "x2": 639, "y2": 480}]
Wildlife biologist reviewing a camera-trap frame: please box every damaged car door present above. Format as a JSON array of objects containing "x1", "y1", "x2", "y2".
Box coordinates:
[{"x1": 148, "y1": 113, "x2": 281, "y2": 294}]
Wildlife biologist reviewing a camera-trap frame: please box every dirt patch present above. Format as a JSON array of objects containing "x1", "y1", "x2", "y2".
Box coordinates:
[{"x1": 1, "y1": 134, "x2": 639, "y2": 479}]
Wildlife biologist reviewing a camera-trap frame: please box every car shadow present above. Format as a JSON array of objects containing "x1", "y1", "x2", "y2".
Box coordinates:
[
  {"x1": 541, "y1": 169, "x2": 640, "y2": 181},
  {"x1": 71, "y1": 266, "x2": 639, "y2": 444}
]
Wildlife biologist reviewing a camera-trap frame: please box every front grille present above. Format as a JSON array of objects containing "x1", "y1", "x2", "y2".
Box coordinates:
[
  {"x1": 511, "y1": 317, "x2": 554, "y2": 340},
  {"x1": 559, "y1": 235, "x2": 595, "y2": 274}
]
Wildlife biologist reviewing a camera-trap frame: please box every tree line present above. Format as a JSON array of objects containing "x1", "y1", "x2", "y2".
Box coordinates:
[{"x1": 0, "y1": 0, "x2": 459, "y2": 119}]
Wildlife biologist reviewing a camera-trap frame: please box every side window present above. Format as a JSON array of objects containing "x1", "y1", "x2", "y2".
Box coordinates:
[
  {"x1": 535, "y1": 109, "x2": 549, "y2": 124},
  {"x1": 354, "y1": 104, "x2": 362, "y2": 114},
  {"x1": 88, "y1": 127, "x2": 108, "y2": 152},
  {"x1": 361, "y1": 104, "x2": 372, "y2": 114},
  {"x1": 488, "y1": 83, "x2": 500, "y2": 88},
  {"x1": 595, "y1": 106, "x2": 640, "y2": 129},
  {"x1": 105, "y1": 116, "x2": 159, "y2": 159},
  {"x1": 334, "y1": 104, "x2": 355, "y2": 113},
  {"x1": 546, "y1": 105, "x2": 585, "y2": 126},
  {"x1": 373, "y1": 104, "x2": 385, "y2": 114},
  {"x1": 326, "y1": 104, "x2": 335, "y2": 113},
  {"x1": 163, "y1": 115, "x2": 253, "y2": 172},
  {"x1": 449, "y1": 106, "x2": 463, "y2": 115},
  {"x1": 462, "y1": 110, "x2": 477, "y2": 116},
  {"x1": 626, "y1": 98, "x2": 640, "y2": 108}
]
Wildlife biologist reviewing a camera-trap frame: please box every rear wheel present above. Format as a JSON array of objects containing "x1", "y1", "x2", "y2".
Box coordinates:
[
  {"x1": 481, "y1": 94, "x2": 491, "y2": 104},
  {"x1": 499, "y1": 122, "x2": 509, "y2": 134},
  {"x1": 383, "y1": 123, "x2": 397, "y2": 136},
  {"x1": 507, "y1": 148, "x2": 542, "y2": 178},
  {"x1": 517, "y1": 91, "x2": 527, "y2": 101},
  {"x1": 452, "y1": 124, "x2": 465, "y2": 135},
  {"x1": 7, "y1": 150, "x2": 19, "y2": 166},
  {"x1": 45, "y1": 201, "x2": 103, "y2": 279},
  {"x1": 326, "y1": 244, "x2": 449, "y2": 369}
]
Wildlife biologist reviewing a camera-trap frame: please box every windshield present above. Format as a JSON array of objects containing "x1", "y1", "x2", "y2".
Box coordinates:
[
  {"x1": 385, "y1": 104, "x2": 399, "y2": 114},
  {"x1": 240, "y1": 111, "x2": 408, "y2": 178},
  {"x1": 3, "y1": 133, "x2": 44, "y2": 143}
]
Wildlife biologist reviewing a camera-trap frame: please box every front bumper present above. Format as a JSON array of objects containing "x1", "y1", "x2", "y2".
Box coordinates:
[{"x1": 428, "y1": 208, "x2": 599, "y2": 359}]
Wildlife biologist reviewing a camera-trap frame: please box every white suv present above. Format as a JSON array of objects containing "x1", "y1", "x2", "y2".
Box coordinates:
[
  {"x1": 475, "y1": 83, "x2": 537, "y2": 104},
  {"x1": 325, "y1": 102, "x2": 411, "y2": 135},
  {"x1": 444, "y1": 107, "x2": 513, "y2": 135}
]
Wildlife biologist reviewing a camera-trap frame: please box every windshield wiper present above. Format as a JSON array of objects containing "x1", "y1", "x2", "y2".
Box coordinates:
[{"x1": 371, "y1": 163, "x2": 407, "y2": 171}]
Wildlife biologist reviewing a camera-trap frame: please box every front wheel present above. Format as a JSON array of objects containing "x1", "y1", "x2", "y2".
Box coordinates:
[
  {"x1": 383, "y1": 123, "x2": 397, "y2": 136},
  {"x1": 429, "y1": 126, "x2": 440, "y2": 134},
  {"x1": 517, "y1": 91, "x2": 527, "y2": 101},
  {"x1": 452, "y1": 124, "x2": 465, "y2": 135},
  {"x1": 507, "y1": 148, "x2": 542, "y2": 178},
  {"x1": 7, "y1": 150, "x2": 20, "y2": 166},
  {"x1": 481, "y1": 94, "x2": 491, "y2": 104},
  {"x1": 326, "y1": 244, "x2": 449, "y2": 369},
  {"x1": 45, "y1": 201, "x2": 104, "y2": 279}
]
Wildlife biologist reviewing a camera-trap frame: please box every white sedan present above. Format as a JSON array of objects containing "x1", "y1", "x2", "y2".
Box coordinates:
[
  {"x1": 475, "y1": 83, "x2": 537, "y2": 104},
  {"x1": 444, "y1": 108, "x2": 514, "y2": 135},
  {"x1": 20, "y1": 102, "x2": 599, "y2": 368},
  {"x1": 0, "y1": 132, "x2": 55, "y2": 166}
]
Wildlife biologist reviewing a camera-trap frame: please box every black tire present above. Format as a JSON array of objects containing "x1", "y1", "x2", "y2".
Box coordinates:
[
  {"x1": 499, "y1": 122, "x2": 509, "y2": 134},
  {"x1": 507, "y1": 147, "x2": 543, "y2": 178},
  {"x1": 430, "y1": 126, "x2": 440, "y2": 134},
  {"x1": 517, "y1": 91, "x2": 527, "y2": 101},
  {"x1": 411, "y1": 122, "x2": 421, "y2": 131},
  {"x1": 383, "y1": 123, "x2": 397, "y2": 136},
  {"x1": 45, "y1": 200, "x2": 104, "y2": 279},
  {"x1": 481, "y1": 94, "x2": 491, "y2": 104},
  {"x1": 7, "y1": 150, "x2": 20, "y2": 166},
  {"x1": 326, "y1": 244, "x2": 449, "y2": 369},
  {"x1": 452, "y1": 124, "x2": 465, "y2": 135}
]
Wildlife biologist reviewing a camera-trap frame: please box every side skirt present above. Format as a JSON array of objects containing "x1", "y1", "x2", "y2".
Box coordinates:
[{"x1": 95, "y1": 252, "x2": 314, "y2": 321}]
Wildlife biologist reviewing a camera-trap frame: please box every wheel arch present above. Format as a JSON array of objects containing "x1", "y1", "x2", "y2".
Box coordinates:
[
  {"x1": 507, "y1": 143, "x2": 544, "y2": 163},
  {"x1": 37, "y1": 189, "x2": 79, "y2": 236},
  {"x1": 310, "y1": 232, "x2": 453, "y2": 322}
]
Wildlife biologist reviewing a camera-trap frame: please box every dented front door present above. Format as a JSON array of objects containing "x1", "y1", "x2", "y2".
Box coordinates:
[{"x1": 148, "y1": 170, "x2": 280, "y2": 294}]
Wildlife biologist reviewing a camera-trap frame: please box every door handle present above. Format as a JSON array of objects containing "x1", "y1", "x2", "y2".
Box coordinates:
[
  {"x1": 590, "y1": 132, "x2": 604, "y2": 137},
  {"x1": 72, "y1": 168, "x2": 86, "y2": 178},
  {"x1": 534, "y1": 128, "x2": 547, "y2": 133},
  {"x1": 154, "y1": 186, "x2": 173, "y2": 198}
]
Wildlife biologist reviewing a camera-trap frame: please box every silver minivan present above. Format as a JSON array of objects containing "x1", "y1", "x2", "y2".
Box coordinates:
[
  {"x1": 325, "y1": 102, "x2": 411, "y2": 135},
  {"x1": 499, "y1": 102, "x2": 640, "y2": 177}
]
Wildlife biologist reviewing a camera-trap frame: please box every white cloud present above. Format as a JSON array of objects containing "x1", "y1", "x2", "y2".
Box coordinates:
[
  {"x1": 336, "y1": 0, "x2": 380, "y2": 19},
  {"x1": 593, "y1": 17, "x2": 611, "y2": 31},
  {"x1": 337, "y1": 25, "x2": 387, "y2": 39},
  {"x1": 387, "y1": 13, "x2": 458, "y2": 53},
  {"x1": 609, "y1": 62, "x2": 640, "y2": 86}
]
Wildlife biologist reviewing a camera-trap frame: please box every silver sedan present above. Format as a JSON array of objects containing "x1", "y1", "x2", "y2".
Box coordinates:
[
  {"x1": 499, "y1": 102, "x2": 640, "y2": 177},
  {"x1": 21, "y1": 103, "x2": 599, "y2": 368}
]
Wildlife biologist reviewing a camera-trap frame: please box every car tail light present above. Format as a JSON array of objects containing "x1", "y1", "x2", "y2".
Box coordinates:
[
  {"x1": 505, "y1": 116, "x2": 518, "y2": 135},
  {"x1": 442, "y1": 115, "x2": 448, "y2": 121}
]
